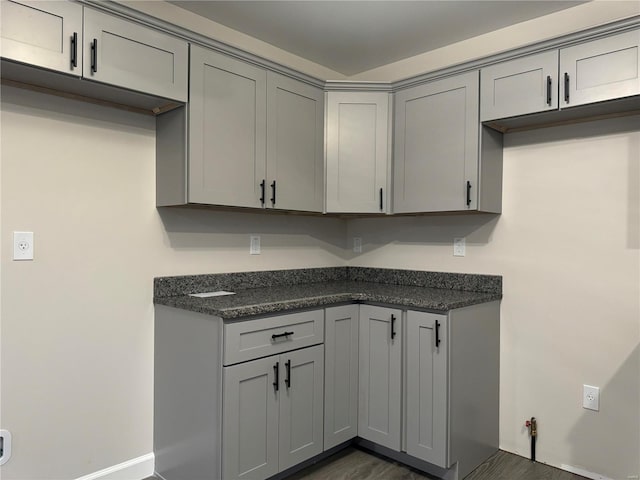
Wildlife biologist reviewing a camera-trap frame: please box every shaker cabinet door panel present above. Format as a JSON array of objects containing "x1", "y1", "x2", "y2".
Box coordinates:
[
  {"x1": 394, "y1": 71, "x2": 479, "y2": 213},
  {"x1": 324, "y1": 305, "x2": 359, "y2": 449},
  {"x1": 267, "y1": 72, "x2": 324, "y2": 212},
  {"x1": 405, "y1": 311, "x2": 449, "y2": 468},
  {"x1": 279, "y1": 345, "x2": 324, "y2": 470},
  {"x1": 358, "y1": 305, "x2": 402, "y2": 451},
  {"x1": 189, "y1": 46, "x2": 267, "y2": 208},
  {"x1": 83, "y1": 8, "x2": 188, "y2": 101},
  {"x1": 561, "y1": 29, "x2": 640, "y2": 108},
  {"x1": 223, "y1": 357, "x2": 279, "y2": 480},
  {"x1": 325, "y1": 92, "x2": 391, "y2": 213},
  {"x1": 1, "y1": 0, "x2": 82, "y2": 75},
  {"x1": 480, "y1": 50, "x2": 559, "y2": 121}
]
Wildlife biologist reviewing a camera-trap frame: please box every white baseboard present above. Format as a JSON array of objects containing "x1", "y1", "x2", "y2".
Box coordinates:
[
  {"x1": 75, "y1": 452, "x2": 154, "y2": 480},
  {"x1": 559, "y1": 463, "x2": 613, "y2": 480}
]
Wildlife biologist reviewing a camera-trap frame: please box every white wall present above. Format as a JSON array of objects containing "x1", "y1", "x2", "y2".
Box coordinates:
[
  {"x1": 0, "y1": 86, "x2": 347, "y2": 479},
  {"x1": 347, "y1": 116, "x2": 640, "y2": 479}
]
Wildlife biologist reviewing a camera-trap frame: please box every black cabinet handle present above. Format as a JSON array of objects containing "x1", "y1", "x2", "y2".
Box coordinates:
[
  {"x1": 91, "y1": 38, "x2": 97, "y2": 73},
  {"x1": 466, "y1": 180, "x2": 472, "y2": 207},
  {"x1": 546, "y1": 75, "x2": 552, "y2": 106},
  {"x1": 435, "y1": 320, "x2": 441, "y2": 347},
  {"x1": 564, "y1": 73, "x2": 570, "y2": 103},
  {"x1": 270, "y1": 180, "x2": 276, "y2": 205},
  {"x1": 390, "y1": 314, "x2": 396, "y2": 340},
  {"x1": 285, "y1": 359, "x2": 291, "y2": 388},
  {"x1": 260, "y1": 179, "x2": 266, "y2": 206},
  {"x1": 379, "y1": 188, "x2": 383, "y2": 211},
  {"x1": 70, "y1": 32, "x2": 78, "y2": 69},
  {"x1": 273, "y1": 362, "x2": 279, "y2": 391},
  {"x1": 271, "y1": 331, "x2": 294, "y2": 340}
]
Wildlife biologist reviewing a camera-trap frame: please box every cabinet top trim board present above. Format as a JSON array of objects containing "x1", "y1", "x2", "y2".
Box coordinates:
[{"x1": 81, "y1": 0, "x2": 638, "y2": 92}]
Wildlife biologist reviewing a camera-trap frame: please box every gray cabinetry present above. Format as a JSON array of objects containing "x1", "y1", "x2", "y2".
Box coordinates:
[
  {"x1": 82, "y1": 8, "x2": 188, "y2": 102},
  {"x1": 325, "y1": 92, "x2": 391, "y2": 213},
  {"x1": 358, "y1": 305, "x2": 402, "y2": 451},
  {"x1": 393, "y1": 71, "x2": 502, "y2": 214},
  {"x1": 324, "y1": 305, "x2": 359, "y2": 450},
  {"x1": 0, "y1": 0, "x2": 83, "y2": 75},
  {"x1": 481, "y1": 50, "x2": 559, "y2": 122},
  {"x1": 1, "y1": 1, "x2": 188, "y2": 102},
  {"x1": 158, "y1": 46, "x2": 324, "y2": 212},
  {"x1": 560, "y1": 29, "x2": 640, "y2": 108},
  {"x1": 405, "y1": 311, "x2": 448, "y2": 468}
]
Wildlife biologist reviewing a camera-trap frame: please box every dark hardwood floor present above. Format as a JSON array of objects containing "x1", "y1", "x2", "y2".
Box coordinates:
[{"x1": 146, "y1": 447, "x2": 588, "y2": 480}]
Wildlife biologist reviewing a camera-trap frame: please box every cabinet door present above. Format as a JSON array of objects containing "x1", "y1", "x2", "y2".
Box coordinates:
[
  {"x1": 325, "y1": 92, "x2": 391, "y2": 213},
  {"x1": 83, "y1": 8, "x2": 187, "y2": 101},
  {"x1": 324, "y1": 305, "x2": 359, "y2": 449},
  {"x1": 480, "y1": 50, "x2": 559, "y2": 121},
  {"x1": 189, "y1": 46, "x2": 267, "y2": 208},
  {"x1": 394, "y1": 71, "x2": 479, "y2": 213},
  {"x1": 223, "y1": 356, "x2": 279, "y2": 480},
  {"x1": 279, "y1": 345, "x2": 324, "y2": 471},
  {"x1": 0, "y1": 0, "x2": 82, "y2": 75},
  {"x1": 560, "y1": 29, "x2": 640, "y2": 108},
  {"x1": 405, "y1": 311, "x2": 449, "y2": 468},
  {"x1": 266, "y1": 72, "x2": 324, "y2": 212},
  {"x1": 358, "y1": 305, "x2": 402, "y2": 451}
]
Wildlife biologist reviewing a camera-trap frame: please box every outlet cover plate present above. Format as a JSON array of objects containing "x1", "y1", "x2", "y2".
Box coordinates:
[
  {"x1": 583, "y1": 384, "x2": 599, "y2": 411},
  {"x1": 13, "y1": 231, "x2": 34, "y2": 260},
  {"x1": 453, "y1": 237, "x2": 465, "y2": 257}
]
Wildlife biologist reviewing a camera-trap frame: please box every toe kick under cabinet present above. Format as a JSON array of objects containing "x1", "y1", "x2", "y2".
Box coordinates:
[{"x1": 154, "y1": 301, "x2": 499, "y2": 480}]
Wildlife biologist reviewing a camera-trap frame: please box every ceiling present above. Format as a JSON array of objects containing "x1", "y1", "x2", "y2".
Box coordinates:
[{"x1": 168, "y1": 1, "x2": 587, "y2": 76}]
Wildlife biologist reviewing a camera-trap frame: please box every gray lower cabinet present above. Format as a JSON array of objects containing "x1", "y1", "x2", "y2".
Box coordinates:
[
  {"x1": 393, "y1": 71, "x2": 502, "y2": 214},
  {"x1": 358, "y1": 305, "x2": 403, "y2": 451},
  {"x1": 158, "y1": 45, "x2": 324, "y2": 212},
  {"x1": 222, "y1": 345, "x2": 325, "y2": 480},
  {"x1": 324, "y1": 305, "x2": 359, "y2": 449},
  {"x1": 1, "y1": 1, "x2": 188, "y2": 102}
]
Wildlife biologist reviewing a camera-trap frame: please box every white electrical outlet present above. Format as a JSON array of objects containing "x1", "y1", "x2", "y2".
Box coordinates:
[
  {"x1": 353, "y1": 237, "x2": 362, "y2": 253},
  {"x1": 13, "y1": 231, "x2": 34, "y2": 260},
  {"x1": 250, "y1": 235, "x2": 261, "y2": 255},
  {"x1": 453, "y1": 237, "x2": 465, "y2": 257},
  {"x1": 583, "y1": 384, "x2": 600, "y2": 411}
]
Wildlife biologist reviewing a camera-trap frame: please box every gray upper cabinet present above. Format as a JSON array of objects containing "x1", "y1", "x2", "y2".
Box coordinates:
[
  {"x1": 1, "y1": 0, "x2": 83, "y2": 75},
  {"x1": 325, "y1": 91, "x2": 391, "y2": 214},
  {"x1": 267, "y1": 72, "x2": 324, "y2": 212},
  {"x1": 83, "y1": 8, "x2": 188, "y2": 102},
  {"x1": 560, "y1": 29, "x2": 640, "y2": 108},
  {"x1": 480, "y1": 50, "x2": 559, "y2": 122},
  {"x1": 394, "y1": 71, "x2": 502, "y2": 214},
  {"x1": 188, "y1": 46, "x2": 267, "y2": 209}
]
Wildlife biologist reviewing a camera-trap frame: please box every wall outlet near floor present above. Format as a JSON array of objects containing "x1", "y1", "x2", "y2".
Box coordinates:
[
  {"x1": 13, "y1": 231, "x2": 34, "y2": 260},
  {"x1": 250, "y1": 235, "x2": 261, "y2": 255},
  {"x1": 583, "y1": 384, "x2": 599, "y2": 411},
  {"x1": 353, "y1": 237, "x2": 362, "y2": 253},
  {"x1": 453, "y1": 237, "x2": 465, "y2": 257}
]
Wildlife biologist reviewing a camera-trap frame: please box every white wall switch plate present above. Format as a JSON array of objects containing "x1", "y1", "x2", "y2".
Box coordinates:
[
  {"x1": 453, "y1": 237, "x2": 465, "y2": 257},
  {"x1": 13, "y1": 231, "x2": 34, "y2": 260},
  {"x1": 583, "y1": 384, "x2": 600, "y2": 411},
  {"x1": 353, "y1": 237, "x2": 362, "y2": 253},
  {"x1": 250, "y1": 235, "x2": 261, "y2": 255}
]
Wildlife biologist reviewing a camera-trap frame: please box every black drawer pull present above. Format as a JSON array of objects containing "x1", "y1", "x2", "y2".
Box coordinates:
[
  {"x1": 273, "y1": 362, "x2": 279, "y2": 391},
  {"x1": 70, "y1": 32, "x2": 78, "y2": 69},
  {"x1": 379, "y1": 188, "x2": 383, "y2": 211},
  {"x1": 270, "y1": 180, "x2": 276, "y2": 205},
  {"x1": 466, "y1": 180, "x2": 472, "y2": 207},
  {"x1": 260, "y1": 179, "x2": 266, "y2": 205},
  {"x1": 271, "y1": 331, "x2": 294, "y2": 340},
  {"x1": 546, "y1": 75, "x2": 552, "y2": 106},
  {"x1": 91, "y1": 38, "x2": 98, "y2": 73},
  {"x1": 285, "y1": 359, "x2": 291, "y2": 388},
  {"x1": 435, "y1": 320, "x2": 441, "y2": 347},
  {"x1": 390, "y1": 314, "x2": 396, "y2": 340},
  {"x1": 564, "y1": 73, "x2": 570, "y2": 103}
]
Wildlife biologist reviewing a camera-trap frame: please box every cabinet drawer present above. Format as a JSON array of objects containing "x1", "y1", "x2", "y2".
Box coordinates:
[{"x1": 224, "y1": 310, "x2": 324, "y2": 365}]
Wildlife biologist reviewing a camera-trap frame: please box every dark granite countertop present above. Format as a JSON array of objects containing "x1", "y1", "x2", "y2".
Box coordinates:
[{"x1": 154, "y1": 267, "x2": 502, "y2": 320}]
